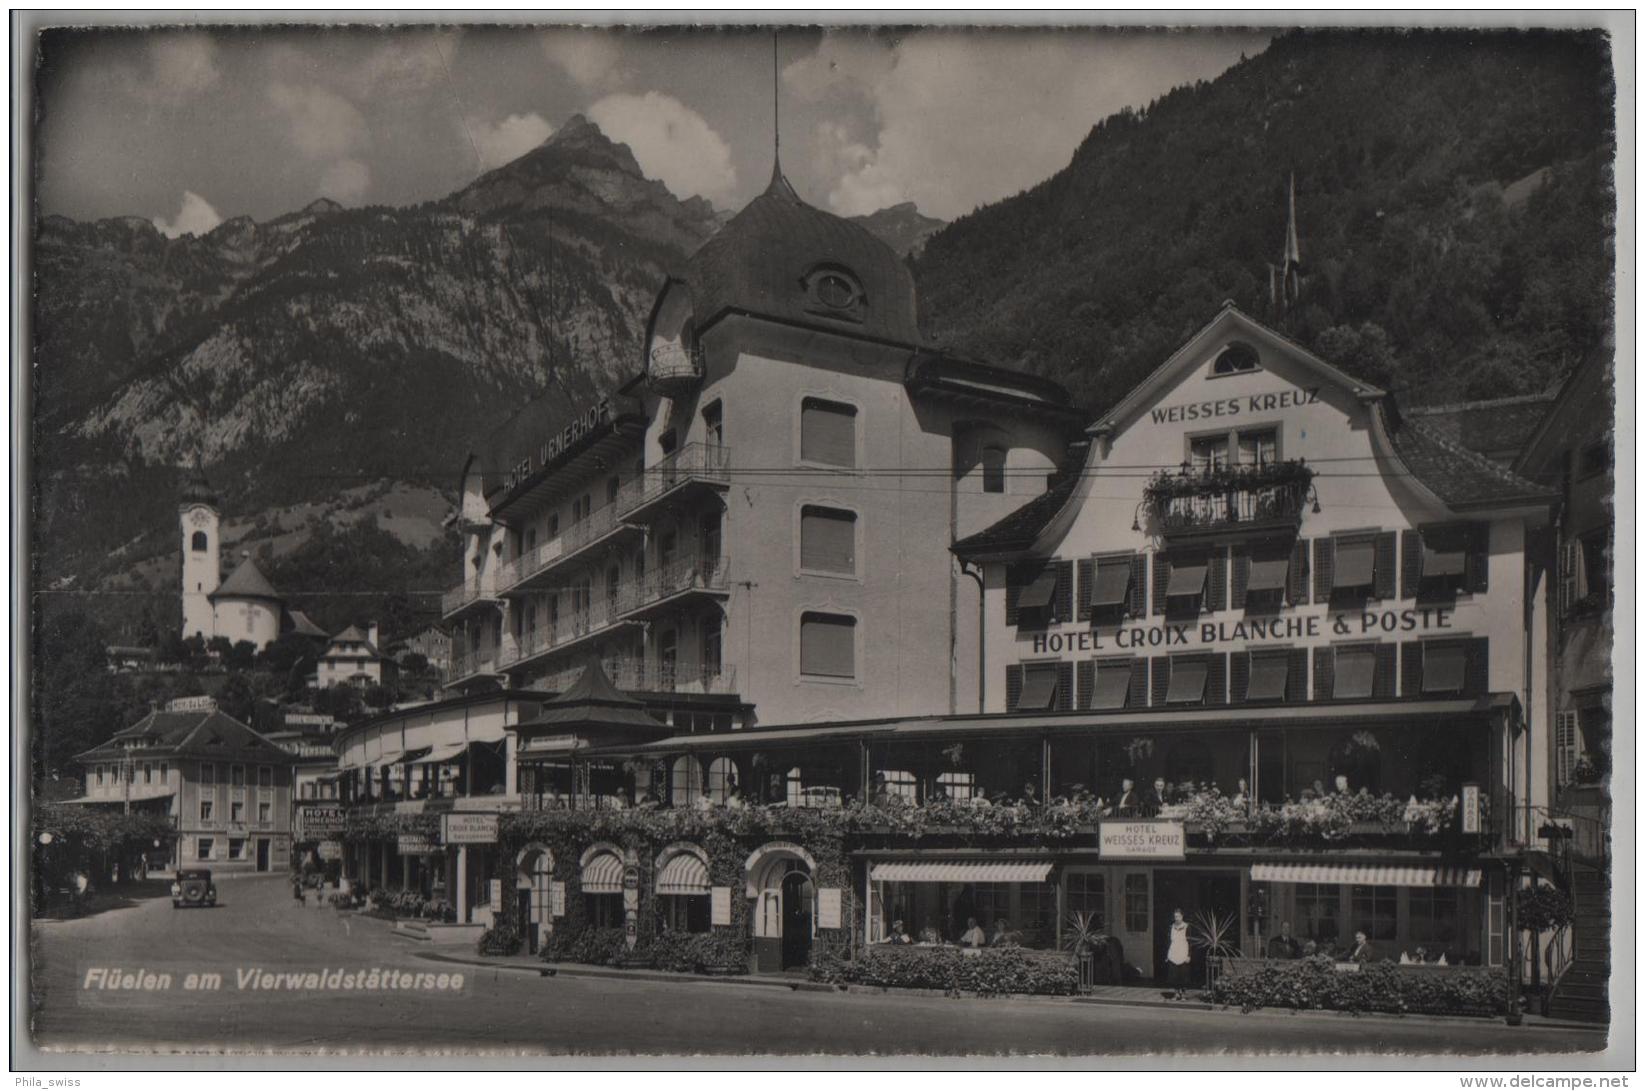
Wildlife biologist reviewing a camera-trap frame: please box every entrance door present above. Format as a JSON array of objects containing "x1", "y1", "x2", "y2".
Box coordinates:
[
  {"x1": 781, "y1": 871, "x2": 814, "y2": 970},
  {"x1": 517, "y1": 889, "x2": 537, "y2": 953},
  {"x1": 1154, "y1": 870, "x2": 1243, "y2": 982},
  {"x1": 1113, "y1": 868, "x2": 1153, "y2": 981},
  {"x1": 256, "y1": 839, "x2": 271, "y2": 872}
]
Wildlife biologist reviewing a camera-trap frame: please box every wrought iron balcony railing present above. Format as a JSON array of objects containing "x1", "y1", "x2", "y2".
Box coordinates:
[
  {"x1": 618, "y1": 442, "x2": 731, "y2": 519},
  {"x1": 1143, "y1": 459, "x2": 1315, "y2": 537}
]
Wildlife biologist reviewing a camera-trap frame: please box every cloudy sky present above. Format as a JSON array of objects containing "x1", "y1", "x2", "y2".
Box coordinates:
[{"x1": 35, "y1": 24, "x2": 1273, "y2": 236}]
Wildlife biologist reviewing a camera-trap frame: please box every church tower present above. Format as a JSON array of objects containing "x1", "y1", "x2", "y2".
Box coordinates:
[{"x1": 179, "y1": 462, "x2": 220, "y2": 641}]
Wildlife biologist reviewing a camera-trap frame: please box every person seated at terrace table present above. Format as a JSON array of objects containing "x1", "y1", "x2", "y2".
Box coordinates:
[
  {"x1": 990, "y1": 919, "x2": 1018, "y2": 947},
  {"x1": 1113, "y1": 778, "x2": 1140, "y2": 816},
  {"x1": 1349, "y1": 929, "x2": 1377, "y2": 964},
  {"x1": 961, "y1": 917, "x2": 987, "y2": 948},
  {"x1": 1020, "y1": 781, "x2": 1040, "y2": 806},
  {"x1": 1266, "y1": 921, "x2": 1300, "y2": 959},
  {"x1": 1333, "y1": 774, "x2": 1351, "y2": 794},
  {"x1": 724, "y1": 783, "x2": 747, "y2": 810},
  {"x1": 637, "y1": 785, "x2": 662, "y2": 809},
  {"x1": 918, "y1": 925, "x2": 942, "y2": 945},
  {"x1": 887, "y1": 919, "x2": 912, "y2": 944},
  {"x1": 870, "y1": 774, "x2": 893, "y2": 808},
  {"x1": 929, "y1": 783, "x2": 949, "y2": 802}
]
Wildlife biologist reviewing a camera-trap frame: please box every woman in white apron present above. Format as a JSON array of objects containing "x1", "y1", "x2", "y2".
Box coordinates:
[{"x1": 1165, "y1": 908, "x2": 1192, "y2": 999}]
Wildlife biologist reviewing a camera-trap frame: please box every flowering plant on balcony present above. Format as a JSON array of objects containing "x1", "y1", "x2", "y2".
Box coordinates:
[{"x1": 1142, "y1": 460, "x2": 1314, "y2": 528}]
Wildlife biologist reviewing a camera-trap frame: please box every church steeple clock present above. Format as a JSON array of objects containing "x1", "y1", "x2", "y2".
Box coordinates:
[{"x1": 179, "y1": 461, "x2": 220, "y2": 640}]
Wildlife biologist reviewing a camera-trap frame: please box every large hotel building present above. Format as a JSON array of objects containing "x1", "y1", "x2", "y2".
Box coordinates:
[{"x1": 325, "y1": 164, "x2": 1606, "y2": 1009}]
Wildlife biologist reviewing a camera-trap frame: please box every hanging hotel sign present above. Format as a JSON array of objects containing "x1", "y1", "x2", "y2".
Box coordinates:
[
  {"x1": 442, "y1": 813, "x2": 499, "y2": 844},
  {"x1": 296, "y1": 804, "x2": 346, "y2": 840},
  {"x1": 1460, "y1": 783, "x2": 1481, "y2": 835},
  {"x1": 1150, "y1": 384, "x2": 1323, "y2": 425},
  {"x1": 1099, "y1": 820, "x2": 1186, "y2": 860},
  {"x1": 316, "y1": 840, "x2": 343, "y2": 862},
  {"x1": 504, "y1": 400, "x2": 614, "y2": 491},
  {"x1": 1029, "y1": 607, "x2": 1456, "y2": 657},
  {"x1": 397, "y1": 835, "x2": 438, "y2": 855}
]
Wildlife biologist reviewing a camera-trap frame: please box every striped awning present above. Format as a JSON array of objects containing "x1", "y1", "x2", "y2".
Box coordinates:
[
  {"x1": 407, "y1": 742, "x2": 468, "y2": 766},
  {"x1": 367, "y1": 751, "x2": 403, "y2": 770},
  {"x1": 656, "y1": 853, "x2": 711, "y2": 896},
  {"x1": 1250, "y1": 863, "x2": 1482, "y2": 887},
  {"x1": 870, "y1": 860, "x2": 1054, "y2": 884},
  {"x1": 581, "y1": 852, "x2": 626, "y2": 894}
]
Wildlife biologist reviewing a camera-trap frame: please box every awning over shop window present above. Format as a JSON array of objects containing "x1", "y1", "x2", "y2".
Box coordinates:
[
  {"x1": 581, "y1": 852, "x2": 625, "y2": 894},
  {"x1": 394, "y1": 747, "x2": 433, "y2": 765},
  {"x1": 407, "y1": 742, "x2": 468, "y2": 766},
  {"x1": 1423, "y1": 642, "x2": 1467, "y2": 693},
  {"x1": 869, "y1": 860, "x2": 1055, "y2": 884},
  {"x1": 1247, "y1": 553, "x2": 1291, "y2": 592},
  {"x1": 1422, "y1": 540, "x2": 1467, "y2": 578},
  {"x1": 1333, "y1": 648, "x2": 1376, "y2": 699},
  {"x1": 1246, "y1": 654, "x2": 1290, "y2": 701},
  {"x1": 367, "y1": 752, "x2": 403, "y2": 770},
  {"x1": 1017, "y1": 665, "x2": 1060, "y2": 710},
  {"x1": 1092, "y1": 664, "x2": 1131, "y2": 709},
  {"x1": 1333, "y1": 538, "x2": 1376, "y2": 590},
  {"x1": 656, "y1": 853, "x2": 710, "y2": 896},
  {"x1": 1089, "y1": 558, "x2": 1132, "y2": 607},
  {"x1": 1018, "y1": 568, "x2": 1058, "y2": 610},
  {"x1": 1251, "y1": 863, "x2": 1482, "y2": 887},
  {"x1": 1165, "y1": 658, "x2": 1209, "y2": 704},
  {"x1": 1165, "y1": 558, "x2": 1208, "y2": 598}
]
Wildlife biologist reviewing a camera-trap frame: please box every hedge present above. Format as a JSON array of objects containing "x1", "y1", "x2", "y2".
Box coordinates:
[
  {"x1": 540, "y1": 927, "x2": 631, "y2": 967},
  {"x1": 810, "y1": 945, "x2": 1079, "y2": 997},
  {"x1": 648, "y1": 929, "x2": 750, "y2": 974},
  {"x1": 1208, "y1": 956, "x2": 1508, "y2": 1016}
]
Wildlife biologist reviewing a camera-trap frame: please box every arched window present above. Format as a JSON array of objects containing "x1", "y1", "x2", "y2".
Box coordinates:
[
  {"x1": 191, "y1": 531, "x2": 209, "y2": 552},
  {"x1": 706, "y1": 757, "x2": 739, "y2": 803},
  {"x1": 670, "y1": 755, "x2": 703, "y2": 807},
  {"x1": 1213, "y1": 344, "x2": 1260, "y2": 376}
]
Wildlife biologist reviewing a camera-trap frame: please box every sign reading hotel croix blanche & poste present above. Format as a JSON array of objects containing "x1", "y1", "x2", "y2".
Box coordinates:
[
  {"x1": 1099, "y1": 820, "x2": 1186, "y2": 860},
  {"x1": 442, "y1": 813, "x2": 499, "y2": 844},
  {"x1": 1029, "y1": 607, "x2": 1458, "y2": 657}
]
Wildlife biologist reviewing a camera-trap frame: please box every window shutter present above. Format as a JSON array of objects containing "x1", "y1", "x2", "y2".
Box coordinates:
[
  {"x1": 1558, "y1": 540, "x2": 1580, "y2": 615},
  {"x1": 1006, "y1": 565, "x2": 1023, "y2": 626},
  {"x1": 1128, "y1": 658, "x2": 1148, "y2": 708},
  {"x1": 1206, "y1": 653, "x2": 1228, "y2": 706},
  {"x1": 1313, "y1": 538, "x2": 1334, "y2": 602},
  {"x1": 1077, "y1": 558, "x2": 1094, "y2": 623},
  {"x1": 1374, "y1": 532, "x2": 1398, "y2": 599},
  {"x1": 1373, "y1": 644, "x2": 1397, "y2": 698},
  {"x1": 1230, "y1": 651, "x2": 1251, "y2": 703},
  {"x1": 1231, "y1": 546, "x2": 1250, "y2": 610},
  {"x1": 800, "y1": 507, "x2": 856, "y2": 573},
  {"x1": 1207, "y1": 547, "x2": 1228, "y2": 611},
  {"x1": 1151, "y1": 656, "x2": 1170, "y2": 706},
  {"x1": 1402, "y1": 641, "x2": 1424, "y2": 697},
  {"x1": 1466, "y1": 524, "x2": 1490, "y2": 593},
  {"x1": 1286, "y1": 649, "x2": 1309, "y2": 703},
  {"x1": 1313, "y1": 647, "x2": 1335, "y2": 703},
  {"x1": 1288, "y1": 538, "x2": 1311, "y2": 605},
  {"x1": 1129, "y1": 554, "x2": 1148, "y2": 618},
  {"x1": 1006, "y1": 665, "x2": 1023, "y2": 712},
  {"x1": 1401, "y1": 530, "x2": 1422, "y2": 599},
  {"x1": 1054, "y1": 561, "x2": 1075, "y2": 625},
  {"x1": 1076, "y1": 660, "x2": 1095, "y2": 709},
  {"x1": 800, "y1": 613, "x2": 856, "y2": 677},
  {"x1": 1464, "y1": 637, "x2": 1490, "y2": 696},
  {"x1": 1555, "y1": 711, "x2": 1579, "y2": 788},
  {"x1": 1152, "y1": 553, "x2": 1169, "y2": 617},
  {"x1": 800, "y1": 399, "x2": 856, "y2": 467},
  {"x1": 1057, "y1": 661, "x2": 1075, "y2": 712}
]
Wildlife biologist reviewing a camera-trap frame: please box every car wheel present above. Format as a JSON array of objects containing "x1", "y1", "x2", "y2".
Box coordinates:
[{"x1": 172, "y1": 901, "x2": 181, "y2": 909}]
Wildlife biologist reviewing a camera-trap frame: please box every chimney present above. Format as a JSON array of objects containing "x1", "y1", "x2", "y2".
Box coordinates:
[{"x1": 368, "y1": 621, "x2": 379, "y2": 649}]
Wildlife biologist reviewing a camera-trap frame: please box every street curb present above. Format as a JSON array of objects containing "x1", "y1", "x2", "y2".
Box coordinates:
[{"x1": 410, "y1": 950, "x2": 805, "y2": 991}]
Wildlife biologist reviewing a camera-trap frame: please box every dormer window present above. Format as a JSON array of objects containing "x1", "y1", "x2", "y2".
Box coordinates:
[
  {"x1": 803, "y1": 265, "x2": 865, "y2": 321},
  {"x1": 1213, "y1": 344, "x2": 1260, "y2": 376}
]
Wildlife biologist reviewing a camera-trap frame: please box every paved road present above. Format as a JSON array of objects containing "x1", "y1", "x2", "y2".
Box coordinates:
[{"x1": 29, "y1": 875, "x2": 1611, "y2": 1058}]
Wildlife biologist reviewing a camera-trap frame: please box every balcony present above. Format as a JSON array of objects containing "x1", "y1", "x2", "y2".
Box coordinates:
[
  {"x1": 448, "y1": 647, "x2": 503, "y2": 684},
  {"x1": 501, "y1": 498, "x2": 644, "y2": 592},
  {"x1": 619, "y1": 442, "x2": 731, "y2": 523},
  {"x1": 1143, "y1": 459, "x2": 1315, "y2": 539},
  {"x1": 496, "y1": 594, "x2": 643, "y2": 672},
  {"x1": 647, "y1": 339, "x2": 705, "y2": 397},
  {"x1": 620, "y1": 554, "x2": 731, "y2": 622},
  {"x1": 536, "y1": 656, "x2": 738, "y2": 696},
  {"x1": 441, "y1": 580, "x2": 501, "y2": 621}
]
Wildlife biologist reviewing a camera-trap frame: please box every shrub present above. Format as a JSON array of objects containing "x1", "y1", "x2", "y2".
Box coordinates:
[
  {"x1": 809, "y1": 945, "x2": 1078, "y2": 996},
  {"x1": 477, "y1": 920, "x2": 523, "y2": 957},
  {"x1": 1209, "y1": 956, "x2": 1508, "y2": 1016},
  {"x1": 539, "y1": 927, "x2": 632, "y2": 967},
  {"x1": 649, "y1": 930, "x2": 750, "y2": 974}
]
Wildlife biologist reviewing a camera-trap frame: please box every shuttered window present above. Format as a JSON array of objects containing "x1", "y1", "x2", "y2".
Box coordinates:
[
  {"x1": 800, "y1": 506, "x2": 856, "y2": 574},
  {"x1": 1018, "y1": 663, "x2": 1060, "y2": 710},
  {"x1": 1288, "y1": 539, "x2": 1311, "y2": 605},
  {"x1": 1245, "y1": 652, "x2": 1290, "y2": 701},
  {"x1": 1422, "y1": 640, "x2": 1468, "y2": 694},
  {"x1": 1089, "y1": 557, "x2": 1133, "y2": 608},
  {"x1": 1165, "y1": 656, "x2": 1209, "y2": 705},
  {"x1": 799, "y1": 612, "x2": 855, "y2": 678},
  {"x1": 800, "y1": 399, "x2": 857, "y2": 467},
  {"x1": 1333, "y1": 537, "x2": 1376, "y2": 591},
  {"x1": 1165, "y1": 555, "x2": 1208, "y2": 598},
  {"x1": 1333, "y1": 645, "x2": 1377, "y2": 700},
  {"x1": 1554, "y1": 711, "x2": 1581, "y2": 789},
  {"x1": 1092, "y1": 658, "x2": 1133, "y2": 710}
]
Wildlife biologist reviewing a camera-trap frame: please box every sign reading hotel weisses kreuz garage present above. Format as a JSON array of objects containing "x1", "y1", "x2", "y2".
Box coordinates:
[{"x1": 1099, "y1": 820, "x2": 1187, "y2": 860}]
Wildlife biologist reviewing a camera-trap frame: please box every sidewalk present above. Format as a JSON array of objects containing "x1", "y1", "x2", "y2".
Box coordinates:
[{"x1": 406, "y1": 943, "x2": 1606, "y2": 1033}]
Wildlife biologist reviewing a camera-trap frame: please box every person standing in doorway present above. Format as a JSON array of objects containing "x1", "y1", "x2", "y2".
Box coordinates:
[{"x1": 1165, "y1": 908, "x2": 1192, "y2": 999}]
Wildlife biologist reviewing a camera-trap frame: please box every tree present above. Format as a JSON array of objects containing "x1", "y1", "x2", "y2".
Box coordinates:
[
  {"x1": 33, "y1": 603, "x2": 123, "y2": 783},
  {"x1": 206, "y1": 636, "x2": 234, "y2": 662},
  {"x1": 400, "y1": 652, "x2": 430, "y2": 676},
  {"x1": 215, "y1": 672, "x2": 258, "y2": 725},
  {"x1": 226, "y1": 640, "x2": 259, "y2": 672},
  {"x1": 363, "y1": 683, "x2": 397, "y2": 710}
]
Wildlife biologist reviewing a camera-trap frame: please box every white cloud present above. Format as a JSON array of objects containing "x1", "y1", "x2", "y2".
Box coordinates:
[
  {"x1": 588, "y1": 92, "x2": 736, "y2": 204},
  {"x1": 542, "y1": 29, "x2": 631, "y2": 91},
  {"x1": 267, "y1": 82, "x2": 369, "y2": 162},
  {"x1": 469, "y1": 112, "x2": 555, "y2": 170},
  {"x1": 351, "y1": 30, "x2": 463, "y2": 97},
  {"x1": 318, "y1": 159, "x2": 372, "y2": 203},
  {"x1": 790, "y1": 29, "x2": 1270, "y2": 219},
  {"x1": 141, "y1": 34, "x2": 221, "y2": 103},
  {"x1": 153, "y1": 190, "x2": 223, "y2": 238}
]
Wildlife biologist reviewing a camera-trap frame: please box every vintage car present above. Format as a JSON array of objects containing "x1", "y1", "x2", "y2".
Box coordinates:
[{"x1": 171, "y1": 869, "x2": 217, "y2": 909}]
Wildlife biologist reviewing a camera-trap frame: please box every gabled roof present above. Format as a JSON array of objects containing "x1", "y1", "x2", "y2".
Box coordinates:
[
  {"x1": 1376, "y1": 401, "x2": 1556, "y2": 512},
  {"x1": 76, "y1": 709, "x2": 296, "y2": 764},
  {"x1": 1406, "y1": 392, "x2": 1558, "y2": 467},
  {"x1": 285, "y1": 609, "x2": 328, "y2": 639},
  {"x1": 325, "y1": 624, "x2": 384, "y2": 659},
  {"x1": 952, "y1": 444, "x2": 1089, "y2": 561},
  {"x1": 1514, "y1": 337, "x2": 1616, "y2": 480},
  {"x1": 210, "y1": 557, "x2": 280, "y2": 602},
  {"x1": 1088, "y1": 303, "x2": 1385, "y2": 437},
  {"x1": 515, "y1": 660, "x2": 669, "y2": 734}
]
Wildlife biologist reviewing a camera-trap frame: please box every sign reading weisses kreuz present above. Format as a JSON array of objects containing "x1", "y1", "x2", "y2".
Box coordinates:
[
  {"x1": 1099, "y1": 820, "x2": 1187, "y2": 860},
  {"x1": 443, "y1": 813, "x2": 499, "y2": 844}
]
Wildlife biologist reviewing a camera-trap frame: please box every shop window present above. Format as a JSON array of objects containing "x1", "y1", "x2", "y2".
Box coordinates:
[
  {"x1": 800, "y1": 612, "x2": 856, "y2": 679},
  {"x1": 1066, "y1": 872, "x2": 1106, "y2": 932},
  {"x1": 1124, "y1": 874, "x2": 1149, "y2": 934},
  {"x1": 1407, "y1": 888, "x2": 1460, "y2": 951},
  {"x1": 196, "y1": 838, "x2": 214, "y2": 860},
  {"x1": 981, "y1": 445, "x2": 1006, "y2": 493},
  {"x1": 1351, "y1": 885, "x2": 1398, "y2": 943},
  {"x1": 800, "y1": 506, "x2": 857, "y2": 575},
  {"x1": 800, "y1": 398, "x2": 857, "y2": 468},
  {"x1": 586, "y1": 893, "x2": 624, "y2": 929},
  {"x1": 1295, "y1": 883, "x2": 1340, "y2": 946}
]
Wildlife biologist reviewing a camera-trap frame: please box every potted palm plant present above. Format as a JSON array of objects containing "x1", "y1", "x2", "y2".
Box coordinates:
[{"x1": 1062, "y1": 909, "x2": 1108, "y2": 992}]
